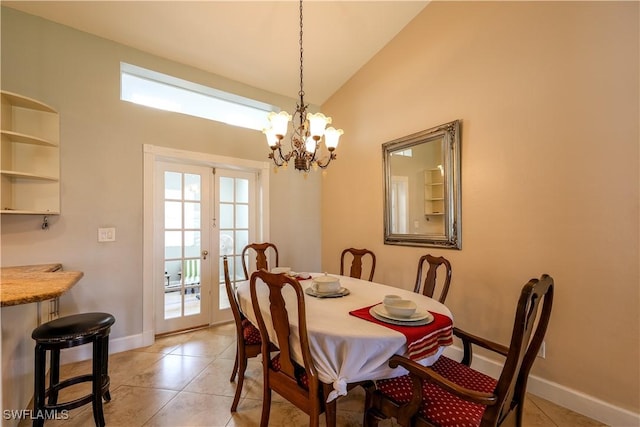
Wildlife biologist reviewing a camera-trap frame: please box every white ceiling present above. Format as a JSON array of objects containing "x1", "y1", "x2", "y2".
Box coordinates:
[{"x1": 3, "y1": 1, "x2": 428, "y2": 105}]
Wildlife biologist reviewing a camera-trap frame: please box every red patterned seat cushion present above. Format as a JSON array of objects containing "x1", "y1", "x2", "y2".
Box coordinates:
[
  {"x1": 241, "y1": 319, "x2": 262, "y2": 345},
  {"x1": 375, "y1": 356, "x2": 497, "y2": 427},
  {"x1": 271, "y1": 353, "x2": 309, "y2": 390}
]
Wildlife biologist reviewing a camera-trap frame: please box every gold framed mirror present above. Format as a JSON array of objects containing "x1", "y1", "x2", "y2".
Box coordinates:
[{"x1": 382, "y1": 120, "x2": 461, "y2": 249}]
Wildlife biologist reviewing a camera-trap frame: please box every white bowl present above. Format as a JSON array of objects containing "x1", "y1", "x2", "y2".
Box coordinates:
[
  {"x1": 312, "y1": 274, "x2": 341, "y2": 294},
  {"x1": 384, "y1": 299, "x2": 417, "y2": 318},
  {"x1": 271, "y1": 267, "x2": 291, "y2": 275},
  {"x1": 383, "y1": 294, "x2": 402, "y2": 306}
]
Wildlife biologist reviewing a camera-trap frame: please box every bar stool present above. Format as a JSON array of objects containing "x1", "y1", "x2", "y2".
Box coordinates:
[{"x1": 31, "y1": 312, "x2": 115, "y2": 427}]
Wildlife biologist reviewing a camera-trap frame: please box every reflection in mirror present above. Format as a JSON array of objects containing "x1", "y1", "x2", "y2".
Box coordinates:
[{"x1": 383, "y1": 120, "x2": 461, "y2": 249}]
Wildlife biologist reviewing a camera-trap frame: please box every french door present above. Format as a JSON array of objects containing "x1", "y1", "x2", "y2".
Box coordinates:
[
  {"x1": 154, "y1": 161, "x2": 259, "y2": 333},
  {"x1": 155, "y1": 162, "x2": 212, "y2": 334},
  {"x1": 214, "y1": 169, "x2": 257, "y2": 323}
]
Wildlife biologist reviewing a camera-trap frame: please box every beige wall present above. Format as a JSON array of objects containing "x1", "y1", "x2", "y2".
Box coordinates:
[{"x1": 322, "y1": 1, "x2": 639, "y2": 415}]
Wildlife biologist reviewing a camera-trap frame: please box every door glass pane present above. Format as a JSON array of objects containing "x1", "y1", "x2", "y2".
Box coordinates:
[
  {"x1": 165, "y1": 201, "x2": 182, "y2": 229},
  {"x1": 235, "y1": 204, "x2": 248, "y2": 229},
  {"x1": 182, "y1": 259, "x2": 200, "y2": 284},
  {"x1": 184, "y1": 231, "x2": 200, "y2": 258},
  {"x1": 220, "y1": 177, "x2": 234, "y2": 202},
  {"x1": 165, "y1": 231, "x2": 182, "y2": 258},
  {"x1": 219, "y1": 203, "x2": 234, "y2": 228},
  {"x1": 184, "y1": 173, "x2": 201, "y2": 201},
  {"x1": 164, "y1": 260, "x2": 182, "y2": 290},
  {"x1": 164, "y1": 292, "x2": 181, "y2": 319},
  {"x1": 235, "y1": 178, "x2": 249, "y2": 203},
  {"x1": 220, "y1": 230, "x2": 234, "y2": 256},
  {"x1": 164, "y1": 257, "x2": 182, "y2": 320},
  {"x1": 183, "y1": 259, "x2": 201, "y2": 316},
  {"x1": 184, "y1": 202, "x2": 201, "y2": 229},
  {"x1": 235, "y1": 230, "x2": 248, "y2": 254},
  {"x1": 164, "y1": 172, "x2": 181, "y2": 199}
]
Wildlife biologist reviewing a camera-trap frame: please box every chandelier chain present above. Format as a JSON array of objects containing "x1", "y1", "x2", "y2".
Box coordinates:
[
  {"x1": 298, "y1": 0, "x2": 304, "y2": 100},
  {"x1": 263, "y1": 0, "x2": 341, "y2": 172}
]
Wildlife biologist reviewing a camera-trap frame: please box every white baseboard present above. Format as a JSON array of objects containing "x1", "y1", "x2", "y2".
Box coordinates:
[
  {"x1": 442, "y1": 346, "x2": 640, "y2": 427},
  {"x1": 59, "y1": 332, "x2": 147, "y2": 365}
]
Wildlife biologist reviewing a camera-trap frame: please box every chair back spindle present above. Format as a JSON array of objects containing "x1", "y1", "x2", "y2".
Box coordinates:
[
  {"x1": 414, "y1": 254, "x2": 452, "y2": 303},
  {"x1": 340, "y1": 248, "x2": 376, "y2": 281},
  {"x1": 242, "y1": 242, "x2": 279, "y2": 279}
]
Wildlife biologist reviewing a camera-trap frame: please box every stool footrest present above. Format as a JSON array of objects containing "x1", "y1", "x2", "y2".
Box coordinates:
[
  {"x1": 43, "y1": 394, "x2": 94, "y2": 413},
  {"x1": 44, "y1": 374, "x2": 110, "y2": 412},
  {"x1": 47, "y1": 373, "x2": 93, "y2": 393}
]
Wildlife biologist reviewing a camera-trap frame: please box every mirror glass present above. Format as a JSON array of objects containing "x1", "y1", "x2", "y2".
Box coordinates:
[{"x1": 383, "y1": 120, "x2": 461, "y2": 249}]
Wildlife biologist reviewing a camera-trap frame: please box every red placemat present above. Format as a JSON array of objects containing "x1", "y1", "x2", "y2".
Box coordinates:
[{"x1": 349, "y1": 304, "x2": 453, "y2": 360}]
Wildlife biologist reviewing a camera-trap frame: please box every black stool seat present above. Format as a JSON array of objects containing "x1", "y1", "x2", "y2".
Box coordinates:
[
  {"x1": 32, "y1": 312, "x2": 115, "y2": 343},
  {"x1": 32, "y1": 312, "x2": 115, "y2": 427}
]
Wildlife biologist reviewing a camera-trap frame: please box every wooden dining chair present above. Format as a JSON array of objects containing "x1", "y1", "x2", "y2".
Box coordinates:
[
  {"x1": 223, "y1": 256, "x2": 262, "y2": 412},
  {"x1": 364, "y1": 274, "x2": 554, "y2": 427},
  {"x1": 414, "y1": 254, "x2": 452, "y2": 303},
  {"x1": 340, "y1": 248, "x2": 376, "y2": 281},
  {"x1": 241, "y1": 242, "x2": 279, "y2": 279},
  {"x1": 249, "y1": 269, "x2": 336, "y2": 427}
]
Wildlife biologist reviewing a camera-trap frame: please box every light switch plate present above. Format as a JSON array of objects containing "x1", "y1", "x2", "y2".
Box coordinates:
[{"x1": 98, "y1": 227, "x2": 116, "y2": 242}]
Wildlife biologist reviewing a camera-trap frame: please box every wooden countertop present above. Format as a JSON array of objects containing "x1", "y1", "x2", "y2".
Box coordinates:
[{"x1": 1, "y1": 264, "x2": 83, "y2": 307}]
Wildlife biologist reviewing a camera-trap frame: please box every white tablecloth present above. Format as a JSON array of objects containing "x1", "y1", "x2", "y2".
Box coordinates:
[{"x1": 235, "y1": 273, "x2": 453, "y2": 401}]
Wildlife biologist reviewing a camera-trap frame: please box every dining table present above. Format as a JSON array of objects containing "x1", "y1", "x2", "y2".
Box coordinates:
[{"x1": 235, "y1": 272, "x2": 454, "y2": 402}]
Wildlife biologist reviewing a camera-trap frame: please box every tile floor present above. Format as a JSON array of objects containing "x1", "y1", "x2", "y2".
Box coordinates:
[{"x1": 20, "y1": 323, "x2": 608, "y2": 427}]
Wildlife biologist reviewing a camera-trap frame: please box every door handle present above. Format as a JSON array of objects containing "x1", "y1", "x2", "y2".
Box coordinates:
[{"x1": 202, "y1": 250, "x2": 209, "y2": 260}]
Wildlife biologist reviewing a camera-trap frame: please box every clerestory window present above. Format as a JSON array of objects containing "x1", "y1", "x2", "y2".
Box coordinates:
[{"x1": 120, "y1": 62, "x2": 277, "y2": 131}]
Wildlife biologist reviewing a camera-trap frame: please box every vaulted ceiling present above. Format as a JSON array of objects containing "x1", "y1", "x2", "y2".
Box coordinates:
[{"x1": 3, "y1": 1, "x2": 428, "y2": 105}]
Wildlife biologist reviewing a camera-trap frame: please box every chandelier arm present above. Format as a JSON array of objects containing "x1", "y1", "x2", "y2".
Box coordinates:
[
  {"x1": 281, "y1": 145, "x2": 294, "y2": 163},
  {"x1": 269, "y1": 146, "x2": 285, "y2": 167},
  {"x1": 269, "y1": 154, "x2": 284, "y2": 168},
  {"x1": 315, "y1": 152, "x2": 337, "y2": 170},
  {"x1": 308, "y1": 144, "x2": 319, "y2": 163}
]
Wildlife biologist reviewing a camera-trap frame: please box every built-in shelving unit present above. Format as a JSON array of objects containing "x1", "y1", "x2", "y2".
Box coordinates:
[
  {"x1": 424, "y1": 168, "x2": 444, "y2": 217},
  {"x1": 1, "y1": 91, "x2": 60, "y2": 214}
]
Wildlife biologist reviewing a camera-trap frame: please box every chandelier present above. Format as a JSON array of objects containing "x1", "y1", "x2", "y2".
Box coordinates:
[{"x1": 263, "y1": 0, "x2": 343, "y2": 173}]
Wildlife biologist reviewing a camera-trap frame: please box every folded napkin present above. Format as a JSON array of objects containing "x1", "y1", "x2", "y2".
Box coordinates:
[{"x1": 349, "y1": 304, "x2": 453, "y2": 361}]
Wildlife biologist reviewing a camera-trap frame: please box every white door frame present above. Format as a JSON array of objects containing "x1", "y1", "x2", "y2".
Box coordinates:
[
  {"x1": 142, "y1": 144, "x2": 270, "y2": 345},
  {"x1": 391, "y1": 175, "x2": 409, "y2": 234}
]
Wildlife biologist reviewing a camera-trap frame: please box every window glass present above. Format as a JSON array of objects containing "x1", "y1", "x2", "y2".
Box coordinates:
[{"x1": 121, "y1": 63, "x2": 277, "y2": 131}]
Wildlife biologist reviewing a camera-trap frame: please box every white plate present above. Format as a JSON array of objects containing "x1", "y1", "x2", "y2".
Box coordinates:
[
  {"x1": 369, "y1": 305, "x2": 434, "y2": 326},
  {"x1": 305, "y1": 287, "x2": 350, "y2": 298},
  {"x1": 371, "y1": 304, "x2": 433, "y2": 322}
]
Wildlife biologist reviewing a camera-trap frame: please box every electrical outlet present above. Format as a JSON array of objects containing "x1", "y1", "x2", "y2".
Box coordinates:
[
  {"x1": 98, "y1": 227, "x2": 116, "y2": 242},
  {"x1": 537, "y1": 341, "x2": 546, "y2": 359}
]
